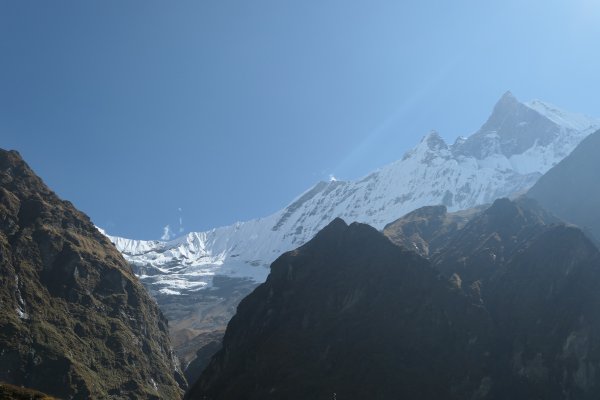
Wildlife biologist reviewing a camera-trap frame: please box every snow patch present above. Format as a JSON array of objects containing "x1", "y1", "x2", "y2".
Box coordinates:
[
  {"x1": 15, "y1": 275, "x2": 28, "y2": 320},
  {"x1": 159, "y1": 288, "x2": 182, "y2": 296}
]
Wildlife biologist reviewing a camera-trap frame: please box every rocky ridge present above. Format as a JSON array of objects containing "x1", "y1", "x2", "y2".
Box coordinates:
[{"x1": 189, "y1": 198, "x2": 600, "y2": 399}]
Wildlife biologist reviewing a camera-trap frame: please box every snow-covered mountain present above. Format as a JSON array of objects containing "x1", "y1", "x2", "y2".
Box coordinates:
[
  {"x1": 107, "y1": 91, "x2": 599, "y2": 301},
  {"x1": 104, "y1": 91, "x2": 600, "y2": 363},
  {"x1": 107, "y1": 92, "x2": 598, "y2": 298}
]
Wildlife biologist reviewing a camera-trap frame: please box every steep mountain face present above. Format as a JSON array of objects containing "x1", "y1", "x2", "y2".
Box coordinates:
[
  {"x1": 482, "y1": 226, "x2": 600, "y2": 399},
  {"x1": 182, "y1": 332, "x2": 222, "y2": 387},
  {"x1": 389, "y1": 198, "x2": 600, "y2": 398},
  {"x1": 453, "y1": 93, "x2": 593, "y2": 165},
  {"x1": 527, "y1": 129, "x2": 600, "y2": 242},
  {"x1": 0, "y1": 150, "x2": 186, "y2": 399},
  {"x1": 189, "y1": 201, "x2": 600, "y2": 399},
  {"x1": 106, "y1": 93, "x2": 599, "y2": 365},
  {"x1": 431, "y1": 198, "x2": 560, "y2": 284},
  {"x1": 187, "y1": 219, "x2": 494, "y2": 400}
]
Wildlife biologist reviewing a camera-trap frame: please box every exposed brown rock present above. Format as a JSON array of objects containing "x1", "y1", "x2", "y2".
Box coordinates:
[{"x1": 0, "y1": 149, "x2": 186, "y2": 399}]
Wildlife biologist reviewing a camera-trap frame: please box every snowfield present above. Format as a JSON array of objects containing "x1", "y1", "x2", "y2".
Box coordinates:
[{"x1": 104, "y1": 92, "x2": 600, "y2": 297}]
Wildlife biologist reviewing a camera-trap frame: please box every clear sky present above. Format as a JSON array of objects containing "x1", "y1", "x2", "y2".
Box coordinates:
[{"x1": 2, "y1": 0, "x2": 600, "y2": 240}]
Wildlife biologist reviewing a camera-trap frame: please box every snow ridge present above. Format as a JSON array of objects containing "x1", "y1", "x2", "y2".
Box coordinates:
[{"x1": 105, "y1": 93, "x2": 600, "y2": 297}]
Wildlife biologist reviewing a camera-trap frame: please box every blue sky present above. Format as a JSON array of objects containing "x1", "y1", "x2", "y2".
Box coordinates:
[{"x1": 2, "y1": 0, "x2": 600, "y2": 239}]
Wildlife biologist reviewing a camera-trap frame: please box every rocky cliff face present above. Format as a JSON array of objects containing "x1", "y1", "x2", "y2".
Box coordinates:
[
  {"x1": 187, "y1": 219, "x2": 493, "y2": 400},
  {"x1": 390, "y1": 198, "x2": 600, "y2": 398},
  {"x1": 0, "y1": 149, "x2": 186, "y2": 399},
  {"x1": 189, "y1": 199, "x2": 600, "y2": 399},
  {"x1": 483, "y1": 225, "x2": 600, "y2": 399},
  {"x1": 431, "y1": 197, "x2": 560, "y2": 284}
]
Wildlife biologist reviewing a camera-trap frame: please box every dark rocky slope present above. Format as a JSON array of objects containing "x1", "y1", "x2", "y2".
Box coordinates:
[
  {"x1": 0, "y1": 150, "x2": 186, "y2": 399},
  {"x1": 528, "y1": 128, "x2": 600, "y2": 242},
  {"x1": 182, "y1": 330, "x2": 223, "y2": 388},
  {"x1": 189, "y1": 199, "x2": 600, "y2": 399},
  {"x1": 187, "y1": 218, "x2": 494, "y2": 400},
  {"x1": 431, "y1": 198, "x2": 560, "y2": 284},
  {"x1": 390, "y1": 198, "x2": 600, "y2": 398},
  {"x1": 483, "y1": 225, "x2": 600, "y2": 399}
]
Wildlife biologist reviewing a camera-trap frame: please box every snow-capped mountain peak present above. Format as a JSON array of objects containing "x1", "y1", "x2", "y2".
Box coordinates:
[
  {"x1": 106, "y1": 92, "x2": 600, "y2": 302},
  {"x1": 402, "y1": 130, "x2": 450, "y2": 163},
  {"x1": 525, "y1": 99, "x2": 600, "y2": 132}
]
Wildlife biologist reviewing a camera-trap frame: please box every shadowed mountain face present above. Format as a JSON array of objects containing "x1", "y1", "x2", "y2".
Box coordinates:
[
  {"x1": 188, "y1": 200, "x2": 600, "y2": 399},
  {"x1": 0, "y1": 150, "x2": 186, "y2": 399},
  {"x1": 431, "y1": 197, "x2": 561, "y2": 285},
  {"x1": 528, "y1": 129, "x2": 600, "y2": 242},
  {"x1": 187, "y1": 218, "x2": 493, "y2": 400},
  {"x1": 431, "y1": 200, "x2": 600, "y2": 398},
  {"x1": 483, "y1": 226, "x2": 600, "y2": 399}
]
